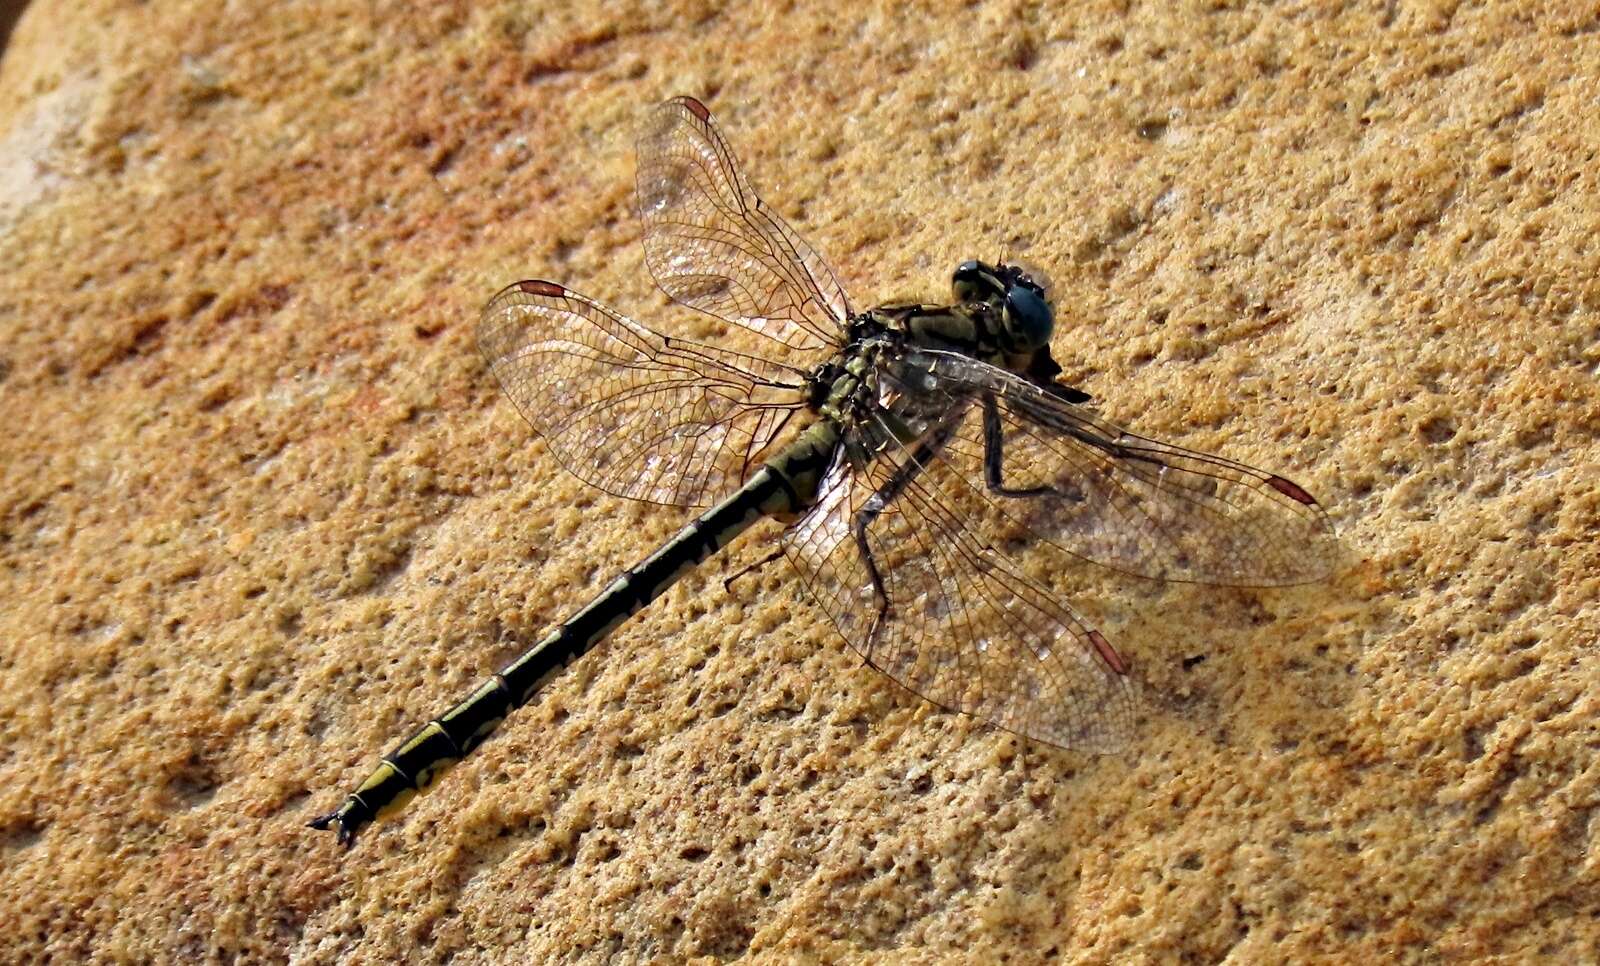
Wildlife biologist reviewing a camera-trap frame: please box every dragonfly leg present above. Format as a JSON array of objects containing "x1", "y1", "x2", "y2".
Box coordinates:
[
  {"x1": 982, "y1": 393, "x2": 1058, "y2": 498},
  {"x1": 850, "y1": 416, "x2": 963, "y2": 654},
  {"x1": 851, "y1": 498, "x2": 893, "y2": 657},
  {"x1": 723, "y1": 546, "x2": 786, "y2": 593}
]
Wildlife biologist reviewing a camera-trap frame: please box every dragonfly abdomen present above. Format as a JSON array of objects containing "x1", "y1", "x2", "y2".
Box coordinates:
[{"x1": 308, "y1": 440, "x2": 828, "y2": 846}]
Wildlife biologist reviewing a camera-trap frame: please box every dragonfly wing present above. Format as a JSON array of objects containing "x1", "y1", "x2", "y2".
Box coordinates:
[
  {"x1": 780, "y1": 412, "x2": 1137, "y2": 753},
  {"x1": 636, "y1": 96, "x2": 849, "y2": 358},
  {"x1": 480, "y1": 280, "x2": 805, "y2": 508},
  {"x1": 903, "y1": 349, "x2": 1339, "y2": 586}
]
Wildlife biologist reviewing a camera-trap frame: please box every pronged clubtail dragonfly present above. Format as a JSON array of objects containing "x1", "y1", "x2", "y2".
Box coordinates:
[{"x1": 310, "y1": 96, "x2": 1336, "y2": 846}]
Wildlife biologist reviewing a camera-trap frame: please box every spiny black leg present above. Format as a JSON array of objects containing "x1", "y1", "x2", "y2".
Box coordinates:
[
  {"x1": 850, "y1": 416, "x2": 961, "y2": 655},
  {"x1": 723, "y1": 546, "x2": 786, "y2": 593},
  {"x1": 982, "y1": 393, "x2": 1055, "y2": 498},
  {"x1": 851, "y1": 503, "x2": 893, "y2": 657}
]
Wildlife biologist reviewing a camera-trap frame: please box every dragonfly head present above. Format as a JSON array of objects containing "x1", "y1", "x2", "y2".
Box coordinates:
[{"x1": 951, "y1": 260, "x2": 1055, "y2": 354}]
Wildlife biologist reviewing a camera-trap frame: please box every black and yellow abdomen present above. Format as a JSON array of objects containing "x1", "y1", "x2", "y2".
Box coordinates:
[{"x1": 309, "y1": 423, "x2": 841, "y2": 846}]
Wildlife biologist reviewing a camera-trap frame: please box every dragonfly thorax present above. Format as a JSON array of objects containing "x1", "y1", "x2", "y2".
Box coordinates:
[{"x1": 809, "y1": 331, "x2": 899, "y2": 423}]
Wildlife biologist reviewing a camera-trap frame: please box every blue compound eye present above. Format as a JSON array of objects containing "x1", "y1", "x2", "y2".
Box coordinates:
[
  {"x1": 1002, "y1": 283, "x2": 1054, "y2": 351},
  {"x1": 952, "y1": 260, "x2": 1002, "y2": 304}
]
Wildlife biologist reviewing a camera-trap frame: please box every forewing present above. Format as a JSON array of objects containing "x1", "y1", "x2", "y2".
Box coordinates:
[
  {"x1": 781, "y1": 414, "x2": 1137, "y2": 753},
  {"x1": 908, "y1": 350, "x2": 1339, "y2": 586},
  {"x1": 480, "y1": 280, "x2": 804, "y2": 507},
  {"x1": 636, "y1": 96, "x2": 849, "y2": 358}
]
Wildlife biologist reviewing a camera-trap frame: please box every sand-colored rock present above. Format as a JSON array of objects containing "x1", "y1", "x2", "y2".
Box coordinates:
[{"x1": 2, "y1": 0, "x2": 1596, "y2": 960}]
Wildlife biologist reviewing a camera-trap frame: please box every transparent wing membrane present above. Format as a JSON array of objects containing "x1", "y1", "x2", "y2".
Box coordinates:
[
  {"x1": 896, "y1": 350, "x2": 1338, "y2": 586},
  {"x1": 479, "y1": 280, "x2": 804, "y2": 507},
  {"x1": 781, "y1": 409, "x2": 1138, "y2": 753},
  {"x1": 637, "y1": 96, "x2": 850, "y2": 358}
]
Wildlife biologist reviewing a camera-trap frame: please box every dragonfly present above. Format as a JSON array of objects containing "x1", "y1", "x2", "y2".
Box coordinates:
[{"x1": 310, "y1": 96, "x2": 1337, "y2": 846}]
